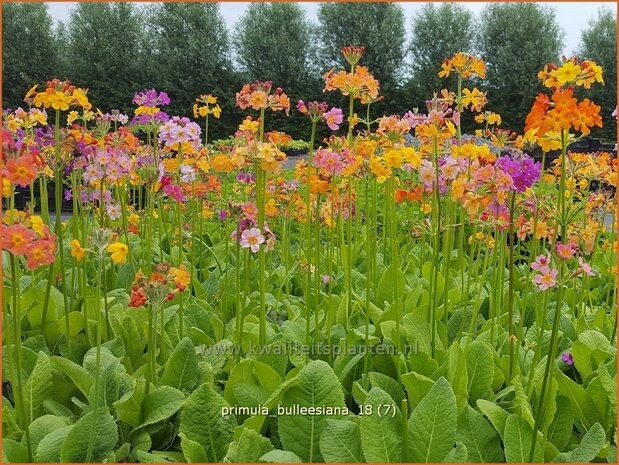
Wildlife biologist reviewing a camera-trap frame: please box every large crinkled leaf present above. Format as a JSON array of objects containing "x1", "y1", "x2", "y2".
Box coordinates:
[
  {"x1": 224, "y1": 427, "x2": 273, "y2": 462},
  {"x1": 50, "y1": 356, "x2": 94, "y2": 398},
  {"x1": 114, "y1": 378, "x2": 146, "y2": 428},
  {"x1": 503, "y1": 414, "x2": 542, "y2": 463},
  {"x1": 477, "y1": 399, "x2": 509, "y2": 439},
  {"x1": 360, "y1": 387, "x2": 402, "y2": 462},
  {"x1": 465, "y1": 340, "x2": 494, "y2": 402},
  {"x1": 59, "y1": 408, "x2": 118, "y2": 462},
  {"x1": 456, "y1": 405, "x2": 503, "y2": 462},
  {"x1": 28, "y1": 414, "x2": 71, "y2": 453},
  {"x1": 553, "y1": 423, "x2": 606, "y2": 462},
  {"x1": 23, "y1": 352, "x2": 54, "y2": 424},
  {"x1": 547, "y1": 396, "x2": 574, "y2": 451},
  {"x1": 179, "y1": 432, "x2": 208, "y2": 463},
  {"x1": 319, "y1": 419, "x2": 363, "y2": 463},
  {"x1": 35, "y1": 425, "x2": 73, "y2": 462},
  {"x1": 179, "y1": 382, "x2": 236, "y2": 462},
  {"x1": 2, "y1": 438, "x2": 29, "y2": 463},
  {"x1": 142, "y1": 385, "x2": 185, "y2": 427},
  {"x1": 160, "y1": 337, "x2": 198, "y2": 392},
  {"x1": 278, "y1": 360, "x2": 346, "y2": 462},
  {"x1": 406, "y1": 376, "x2": 456, "y2": 462}
]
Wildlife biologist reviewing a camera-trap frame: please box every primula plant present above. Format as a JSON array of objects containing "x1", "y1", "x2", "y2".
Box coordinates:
[{"x1": 1, "y1": 47, "x2": 616, "y2": 465}]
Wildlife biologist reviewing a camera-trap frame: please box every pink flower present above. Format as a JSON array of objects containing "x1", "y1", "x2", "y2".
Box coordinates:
[
  {"x1": 323, "y1": 108, "x2": 343, "y2": 131},
  {"x1": 577, "y1": 257, "x2": 594, "y2": 277},
  {"x1": 533, "y1": 268, "x2": 558, "y2": 290},
  {"x1": 314, "y1": 149, "x2": 344, "y2": 175},
  {"x1": 531, "y1": 254, "x2": 551, "y2": 272},
  {"x1": 556, "y1": 242, "x2": 577, "y2": 260},
  {"x1": 240, "y1": 227, "x2": 265, "y2": 253}
]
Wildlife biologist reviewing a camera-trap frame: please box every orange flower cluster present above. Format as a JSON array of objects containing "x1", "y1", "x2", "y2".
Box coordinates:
[
  {"x1": 438, "y1": 52, "x2": 486, "y2": 79},
  {"x1": 525, "y1": 58, "x2": 604, "y2": 151},
  {"x1": 323, "y1": 65, "x2": 380, "y2": 102},
  {"x1": 236, "y1": 81, "x2": 290, "y2": 115}
]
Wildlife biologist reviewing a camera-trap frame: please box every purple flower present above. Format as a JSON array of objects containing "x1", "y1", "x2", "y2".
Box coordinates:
[
  {"x1": 218, "y1": 209, "x2": 228, "y2": 221},
  {"x1": 561, "y1": 352, "x2": 574, "y2": 366},
  {"x1": 64, "y1": 189, "x2": 72, "y2": 201}
]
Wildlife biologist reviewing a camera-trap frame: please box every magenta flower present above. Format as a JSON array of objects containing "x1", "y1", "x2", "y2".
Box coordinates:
[
  {"x1": 240, "y1": 227, "x2": 265, "y2": 253},
  {"x1": 561, "y1": 352, "x2": 574, "y2": 366},
  {"x1": 163, "y1": 184, "x2": 186, "y2": 202},
  {"x1": 323, "y1": 108, "x2": 344, "y2": 131}
]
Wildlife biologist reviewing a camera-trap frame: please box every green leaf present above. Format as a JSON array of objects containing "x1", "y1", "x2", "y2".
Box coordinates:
[
  {"x1": 278, "y1": 360, "x2": 346, "y2": 462},
  {"x1": 447, "y1": 342, "x2": 468, "y2": 411},
  {"x1": 360, "y1": 387, "x2": 402, "y2": 462},
  {"x1": 2, "y1": 438, "x2": 29, "y2": 463},
  {"x1": 23, "y1": 352, "x2": 54, "y2": 424},
  {"x1": 142, "y1": 385, "x2": 185, "y2": 427},
  {"x1": 556, "y1": 370, "x2": 597, "y2": 432},
  {"x1": 547, "y1": 396, "x2": 574, "y2": 451},
  {"x1": 503, "y1": 414, "x2": 542, "y2": 463},
  {"x1": 114, "y1": 379, "x2": 146, "y2": 428},
  {"x1": 403, "y1": 313, "x2": 440, "y2": 354},
  {"x1": 319, "y1": 419, "x2": 364, "y2": 463},
  {"x1": 259, "y1": 449, "x2": 303, "y2": 463},
  {"x1": 406, "y1": 377, "x2": 457, "y2": 462},
  {"x1": 466, "y1": 340, "x2": 494, "y2": 402},
  {"x1": 552, "y1": 423, "x2": 606, "y2": 462},
  {"x1": 180, "y1": 382, "x2": 236, "y2": 462},
  {"x1": 477, "y1": 399, "x2": 509, "y2": 439},
  {"x1": 456, "y1": 406, "x2": 503, "y2": 462},
  {"x1": 28, "y1": 414, "x2": 71, "y2": 454},
  {"x1": 160, "y1": 337, "x2": 198, "y2": 392},
  {"x1": 60, "y1": 408, "x2": 118, "y2": 462},
  {"x1": 35, "y1": 426, "x2": 73, "y2": 462},
  {"x1": 401, "y1": 371, "x2": 434, "y2": 409},
  {"x1": 224, "y1": 427, "x2": 273, "y2": 462},
  {"x1": 51, "y1": 355, "x2": 94, "y2": 398},
  {"x1": 179, "y1": 432, "x2": 208, "y2": 463},
  {"x1": 377, "y1": 263, "x2": 406, "y2": 308},
  {"x1": 442, "y1": 442, "x2": 468, "y2": 462}
]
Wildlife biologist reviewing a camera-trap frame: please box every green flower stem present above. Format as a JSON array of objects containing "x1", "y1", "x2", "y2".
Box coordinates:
[
  {"x1": 305, "y1": 120, "x2": 317, "y2": 358},
  {"x1": 506, "y1": 191, "x2": 517, "y2": 382},
  {"x1": 429, "y1": 135, "x2": 441, "y2": 357},
  {"x1": 529, "y1": 128, "x2": 569, "y2": 461},
  {"x1": 257, "y1": 107, "x2": 267, "y2": 346},
  {"x1": 53, "y1": 109, "x2": 72, "y2": 359}
]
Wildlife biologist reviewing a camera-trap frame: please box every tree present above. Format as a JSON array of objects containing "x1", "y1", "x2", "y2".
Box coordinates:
[
  {"x1": 147, "y1": 2, "x2": 235, "y2": 132},
  {"x1": 578, "y1": 7, "x2": 617, "y2": 141},
  {"x1": 2, "y1": 3, "x2": 59, "y2": 109},
  {"x1": 317, "y1": 3, "x2": 405, "y2": 89},
  {"x1": 66, "y1": 2, "x2": 146, "y2": 112},
  {"x1": 235, "y1": 3, "x2": 314, "y2": 94},
  {"x1": 407, "y1": 3, "x2": 474, "y2": 109},
  {"x1": 477, "y1": 3, "x2": 563, "y2": 132}
]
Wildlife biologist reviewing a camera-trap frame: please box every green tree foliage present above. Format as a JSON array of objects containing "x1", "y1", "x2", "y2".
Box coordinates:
[
  {"x1": 234, "y1": 3, "x2": 314, "y2": 96},
  {"x1": 2, "y1": 3, "x2": 59, "y2": 109},
  {"x1": 65, "y1": 2, "x2": 145, "y2": 113},
  {"x1": 234, "y1": 2, "x2": 320, "y2": 139},
  {"x1": 407, "y1": 3, "x2": 474, "y2": 109},
  {"x1": 578, "y1": 7, "x2": 617, "y2": 141},
  {"x1": 146, "y1": 2, "x2": 238, "y2": 138},
  {"x1": 317, "y1": 2, "x2": 405, "y2": 89},
  {"x1": 477, "y1": 3, "x2": 563, "y2": 132}
]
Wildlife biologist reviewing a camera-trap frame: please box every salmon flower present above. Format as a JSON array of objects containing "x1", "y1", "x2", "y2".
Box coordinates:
[
  {"x1": 24, "y1": 238, "x2": 56, "y2": 270},
  {"x1": 1, "y1": 224, "x2": 36, "y2": 255},
  {"x1": 4, "y1": 154, "x2": 38, "y2": 187}
]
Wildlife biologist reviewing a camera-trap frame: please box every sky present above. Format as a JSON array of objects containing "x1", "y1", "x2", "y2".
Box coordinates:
[{"x1": 45, "y1": 1, "x2": 616, "y2": 56}]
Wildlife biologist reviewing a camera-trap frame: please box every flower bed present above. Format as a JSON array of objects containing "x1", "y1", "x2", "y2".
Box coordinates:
[{"x1": 1, "y1": 49, "x2": 616, "y2": 463}]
